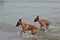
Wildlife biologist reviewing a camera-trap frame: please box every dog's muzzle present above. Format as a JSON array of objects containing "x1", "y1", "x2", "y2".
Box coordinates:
[
  {"x1": 16, "y1": 25, "x2": 19, "y2": 27},
  {"x1": 34, "y1": 20, "x2": 36, "y2": 22}
]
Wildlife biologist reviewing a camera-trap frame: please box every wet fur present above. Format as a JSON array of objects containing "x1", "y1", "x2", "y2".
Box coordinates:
[
  {"x1": 16, "y1": 19, "x2": 38, "y2": 35},
  {"x1": 34, "y1": 16, "x2": 51, "y2": 31}
]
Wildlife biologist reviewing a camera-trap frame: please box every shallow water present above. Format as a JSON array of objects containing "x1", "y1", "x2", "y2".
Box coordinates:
[{"x1": 0, "y1": 0, "x2": 60, "y2": 40}]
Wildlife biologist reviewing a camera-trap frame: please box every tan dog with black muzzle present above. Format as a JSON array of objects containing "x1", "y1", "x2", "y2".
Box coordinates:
[
  {"x1": 16, "y1": 18, "x2": 38, "y2": 35},
  {"x1": 34, "y1": 15, "x2": 51, "y2": 31}
]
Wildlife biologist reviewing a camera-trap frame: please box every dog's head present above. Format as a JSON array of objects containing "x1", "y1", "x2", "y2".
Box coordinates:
[
  {"x1": 34, "y1": 15, "x2": 39, "y2": 22},
  {"x1": 16, "y1": 18, "x2": 22, "y2": 27}
]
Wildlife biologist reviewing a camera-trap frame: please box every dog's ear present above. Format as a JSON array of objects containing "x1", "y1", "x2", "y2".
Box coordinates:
[
  {"x1": 37, "y1": 15, "x2": 39, "y2": 19},
  {"x1": 19, "y1": 18, "x2": 21, "y2": 21}
]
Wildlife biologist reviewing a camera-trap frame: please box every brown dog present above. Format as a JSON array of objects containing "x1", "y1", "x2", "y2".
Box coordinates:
[
  {"x1": 16, "y1": 18, "x2": 38, "y2": 35},
  {"x1": 34, "y1": 16, "x2": 51, "y2": 31}
]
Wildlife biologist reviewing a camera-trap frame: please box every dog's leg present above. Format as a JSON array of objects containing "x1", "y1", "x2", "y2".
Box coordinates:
[
  {"x1": 20, "y1": 30, "x2": 23, "y2": 34},
  {"x1": 16, "y1": 27, "x2": 19, "y2": 32},
  {"x1": 40, "y1": 26, "x2": 45, "y2": 31},
  {"x1": 31, "y1": 30, "x2": 34, "y2": 35},
  {"x1": 20, "y1": 29, "x2": 24, "y2": 34},
  {"x1": 23, "y1": 29, "x2": 26, "y2": 33},
  {"x1": 20, "y1": 29, "x2": 26, "y2": 34},
  {"x1": 32, "y1": 29, "x2": 37, "y2": 35},
  {"x1": 46, "y1": 24, "x2": 50, "y2": 31}
]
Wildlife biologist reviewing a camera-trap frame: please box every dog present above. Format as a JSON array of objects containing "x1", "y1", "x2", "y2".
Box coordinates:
[
  {"x1": 16, "y1": 18, "x2": 38, "y2": 35},
  {"x1": 34, "y1": 15, "x2": 51, "y2": 31}
]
